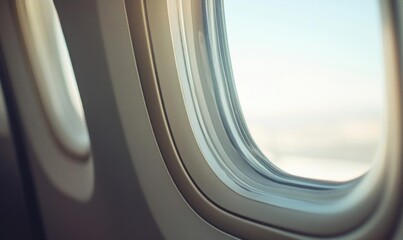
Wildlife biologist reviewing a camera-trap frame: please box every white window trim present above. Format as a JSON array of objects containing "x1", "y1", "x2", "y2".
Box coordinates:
[{"x1": 11, "y1": 0, "x2": 94, "y2": 201}]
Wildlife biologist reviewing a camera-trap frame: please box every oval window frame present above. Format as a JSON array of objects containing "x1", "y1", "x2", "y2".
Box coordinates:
[
  {"x1": 129, "y1": 0, "x2": 403, "y2": 237},
  {"x1": 15, "y1": 0, "x2": 94, "y2": 201}
]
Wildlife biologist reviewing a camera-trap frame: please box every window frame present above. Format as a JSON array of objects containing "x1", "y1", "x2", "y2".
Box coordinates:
[
  {"x1": 16, "y1": 0, "x2": 90, "y2": 160},
  {"x1": 127, "y1": 0, "x2": 402, "y2": 238},
  {"x1": 9, "y1": 0, "x2": 94, "y2": 201}
]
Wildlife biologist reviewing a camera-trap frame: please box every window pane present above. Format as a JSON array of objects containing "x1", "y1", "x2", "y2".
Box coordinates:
[{"x1": 224, "y1": 0, "x2": 385, "y2": 182}]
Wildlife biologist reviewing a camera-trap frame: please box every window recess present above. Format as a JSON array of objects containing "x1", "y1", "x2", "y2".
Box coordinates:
[
  {"x1": 17, "y1": 0, "x2": 89, "y2": 159},
  {"x1": 14, "y1": 0, "x2": 94, "y2": 200},
  {"x1": 138, "y1": 0, "x2": 403, "y2": 237}
]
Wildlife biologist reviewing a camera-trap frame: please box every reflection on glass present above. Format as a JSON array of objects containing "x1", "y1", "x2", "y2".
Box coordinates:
[{"x1": 224, "y1": 0, "x2": 385, "y2": 182}]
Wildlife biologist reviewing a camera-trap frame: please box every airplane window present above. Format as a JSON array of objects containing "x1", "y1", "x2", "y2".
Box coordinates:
[
  {"x1": 131, "y1": 0, "x2": 401, "y2": 236},
  {"x1": 223, "y1": 0, "x2": 385, "y2": 182},
  {"x1": 17, "y1": 0, "x2": 90, "y2": 159},
  {"x1": 12, "y1": 0, "x2": 94, "y2": 201}
]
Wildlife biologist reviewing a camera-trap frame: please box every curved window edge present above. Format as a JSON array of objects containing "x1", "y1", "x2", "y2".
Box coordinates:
[
  {"x1": 16, "y1": 0, "x2": 90, "y2": 160},
  {"x1": 127, "y1": 0, "x2": 403, "y2": 238},
  {"x1": 1, "y1": 0, "x2": 96, "y2": 201}
]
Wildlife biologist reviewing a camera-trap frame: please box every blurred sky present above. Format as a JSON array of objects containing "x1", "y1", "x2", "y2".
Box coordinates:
[{"x1": 223, "y1": 0, "x2": 385, "y2": 182}]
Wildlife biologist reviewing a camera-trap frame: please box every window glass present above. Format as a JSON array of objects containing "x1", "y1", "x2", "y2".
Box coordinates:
[{"x1": 224, "y1": 0, "x2": 385, "y2": 182}]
